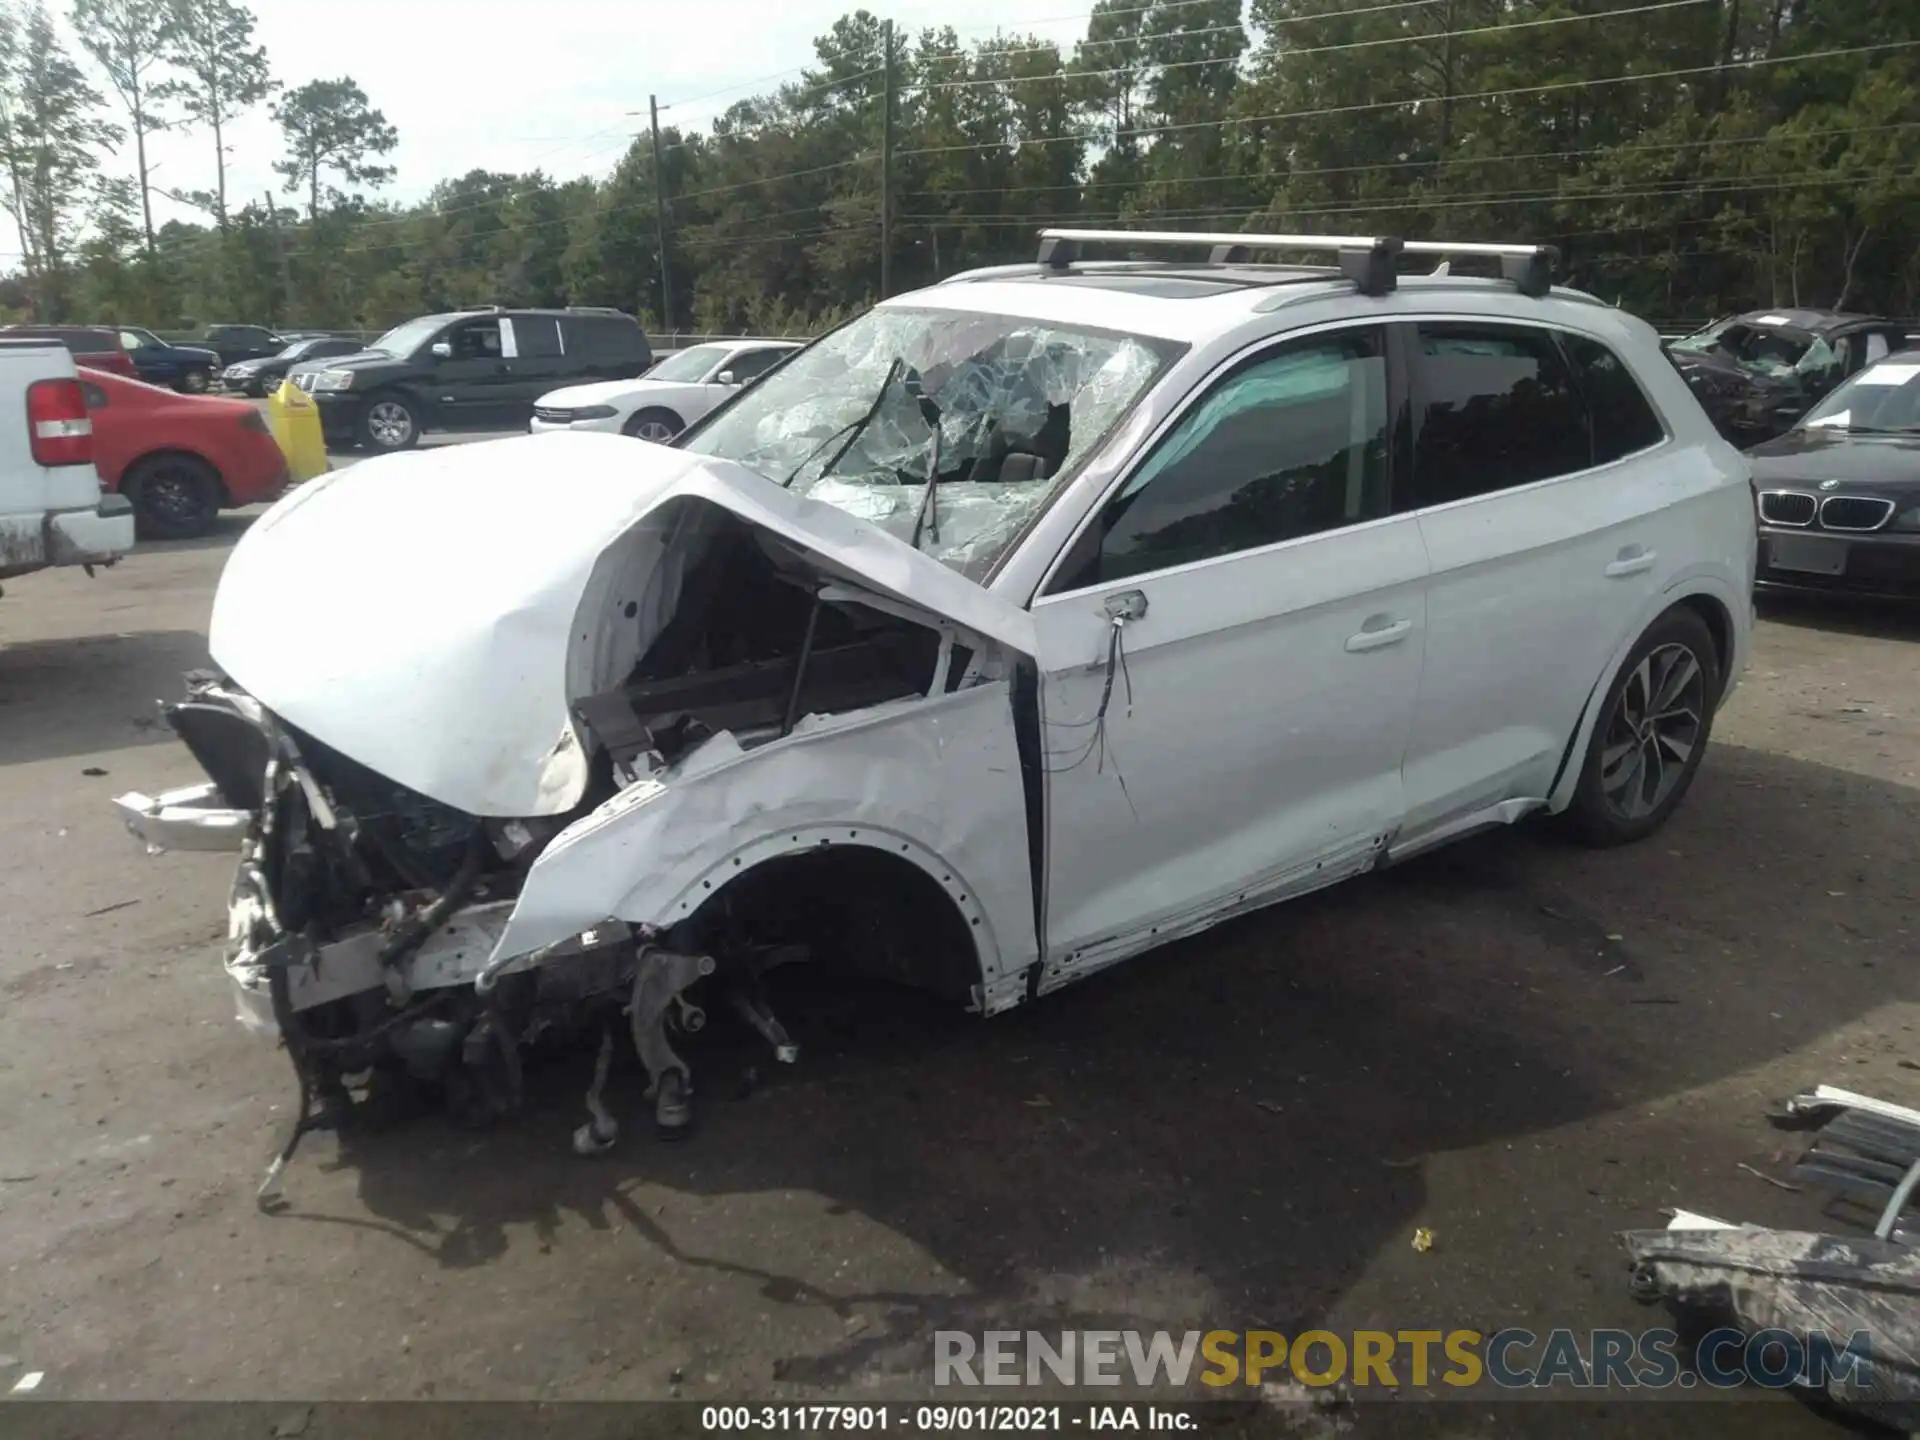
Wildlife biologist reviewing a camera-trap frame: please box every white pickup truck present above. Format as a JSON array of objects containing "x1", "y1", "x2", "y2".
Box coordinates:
[{"x1": 0, "y1": 338, "x2": 135, "y2": 593}]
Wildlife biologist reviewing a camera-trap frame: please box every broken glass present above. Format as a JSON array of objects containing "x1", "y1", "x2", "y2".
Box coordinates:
[{"x1": 682, "y1": 307, "x2": 1180, "y2": 580}]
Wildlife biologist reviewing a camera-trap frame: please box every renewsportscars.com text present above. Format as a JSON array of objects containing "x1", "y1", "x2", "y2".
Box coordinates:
[{"x1": 933, "y1": 1328, "x2": 1875, "y2": 1392}]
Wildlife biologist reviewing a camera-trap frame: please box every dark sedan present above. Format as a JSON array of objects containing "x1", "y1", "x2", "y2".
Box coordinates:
[
  {"x1": 1750, "y1": 355, "x2": 1920, "y2": 598},
  {"x1": 221, "y1": 335, "x2": 365, "y2": 397}
]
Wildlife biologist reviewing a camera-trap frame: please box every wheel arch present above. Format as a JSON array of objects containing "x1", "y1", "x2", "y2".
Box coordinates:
[
  {"x1": 655, "y1": 827, "x2": 996, "y2": 1007},
  {"x1": 1546, "y1": 576, "x2": 1745, "y2": 813},
  {"x1": 124, "y1": 447, "x2": 231, "y2": 506},
  {"x1": 624, "y1": 404, "x2": 685, "y2": 438}
]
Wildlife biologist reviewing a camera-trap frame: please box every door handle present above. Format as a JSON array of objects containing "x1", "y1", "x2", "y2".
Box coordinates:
[
  {"x1": 1345, "y1": 615, "x2": 1412, "y2": 652},
  {"x1": 1605, "y1": 546, "x2": 1657, "y2": 578}
]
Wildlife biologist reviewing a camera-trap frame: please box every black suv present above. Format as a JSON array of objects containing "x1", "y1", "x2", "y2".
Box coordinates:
[
  {"x1": 199, "y1": 323, "x2": 287, "y2": 367},
  {"x1": 291, "y1": 307, "x2": 654, "y2": 452}
]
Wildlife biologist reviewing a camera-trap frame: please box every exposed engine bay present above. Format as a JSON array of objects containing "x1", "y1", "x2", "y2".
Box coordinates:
[{"x1": 130, "y1": 492, "x2": 1016, "y2": 1205}]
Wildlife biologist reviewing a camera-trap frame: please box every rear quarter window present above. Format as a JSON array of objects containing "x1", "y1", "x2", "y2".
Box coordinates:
[
  {"x1": 1563, "y1": 334, "x2": 1666, "y2": 462},
  {"x1": 566, "y1": 315, "x2": 649, "y2": 359}
]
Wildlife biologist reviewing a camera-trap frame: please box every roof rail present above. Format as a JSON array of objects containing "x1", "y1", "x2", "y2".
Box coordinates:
[{"x1": 1034, "y1": 228, "x2": 1557, "y2": 298}]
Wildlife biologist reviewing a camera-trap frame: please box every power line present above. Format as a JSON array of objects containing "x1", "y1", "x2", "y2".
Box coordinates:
[
  {"x1": 900, "y1": 120, "x2": 1920, "y2": 200},
  {"x1": 906, "y1": 0, "x2": 1706, "y2": 92},
  {"x1": 895, "y1": 38, "x2": 1920, "y2": 157}
]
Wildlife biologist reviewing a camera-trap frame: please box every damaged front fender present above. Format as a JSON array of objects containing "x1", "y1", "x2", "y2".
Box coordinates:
[{"x1": 488, "y1": 681, "x2": 1038, "y2": 1014}]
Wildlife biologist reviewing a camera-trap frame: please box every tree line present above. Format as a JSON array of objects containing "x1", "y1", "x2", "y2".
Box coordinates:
[{"x1": 8, "y1": 0, "x2": 1919, "y2": 335}]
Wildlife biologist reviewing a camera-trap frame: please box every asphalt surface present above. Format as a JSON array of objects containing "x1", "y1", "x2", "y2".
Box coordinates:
[{"x1": 1, "y1": 471, "x2": 1917, "y2": 1435}]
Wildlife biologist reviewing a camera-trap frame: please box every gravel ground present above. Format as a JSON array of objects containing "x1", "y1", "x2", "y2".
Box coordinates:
[{"x1": 1, "y1": 507, "x2": 1916, "y2": 1437}]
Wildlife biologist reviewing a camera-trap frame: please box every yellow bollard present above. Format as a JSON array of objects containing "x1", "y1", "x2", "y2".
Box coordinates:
[{"x1": 266, "y1": 378, "x2": 329, "y2": 483}]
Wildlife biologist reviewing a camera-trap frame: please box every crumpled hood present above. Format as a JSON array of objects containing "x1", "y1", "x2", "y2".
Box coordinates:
[{"x1": 208, "y1": 431, "x2": 1033, "y2": 818}]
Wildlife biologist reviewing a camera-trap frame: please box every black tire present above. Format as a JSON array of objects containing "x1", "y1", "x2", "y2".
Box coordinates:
[
  {"x1": 243, "y1": 377, "x2": 267, "y2": 398},
  {"x1": 124, "y1": 454, "x2": 222, "y2": 540},
  {"x1": 178, "y1": 367, "x2": 211, "y2": 394},
  {"x1": 624, "y1": 407, "x2": 683, "y2": 443},
  {"x1": 359, "y1": 392, "x2": 420, "y2": 452},
  {"x1": 1561, "y1": 606, "x2": 1722, "y2": 848}
]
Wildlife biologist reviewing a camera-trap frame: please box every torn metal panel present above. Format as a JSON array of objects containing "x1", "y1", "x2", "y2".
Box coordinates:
[
  {"x1": 488, "y1": 681, "x2": 1037, "y2": 995},
  {"x1": 209, "y1": 431, "x2": 1034, "y2": 819},
  {"x1": 1623, "y1": 1226, "x2": 1920, "y2": 1429}
]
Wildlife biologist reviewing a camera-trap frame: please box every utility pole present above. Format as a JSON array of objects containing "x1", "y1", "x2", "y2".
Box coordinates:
[
  {"x1": 265, "y1": 191, "x2": 293, "y2": 324},
  {"x1": 649, "y1": 95, "x2": 674, "y2": 336},
  {"x1": 879, "y1": 18, "x2": 895, "y2": 300}
]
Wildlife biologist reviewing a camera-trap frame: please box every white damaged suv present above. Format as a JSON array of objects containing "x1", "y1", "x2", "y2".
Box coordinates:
[{"x1": 115, "y1": 230, "x2": 1755, "y2": 1184}]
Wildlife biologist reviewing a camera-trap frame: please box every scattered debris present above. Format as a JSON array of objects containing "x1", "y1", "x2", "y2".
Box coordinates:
[
  {"x1": 1602, "y1": 964, "x2": 1626, "y2": 977},
  {"x1": 82, "y1": 899, "x2": 140, "y2": 918},
  {"x1": 1736, "y1": 1161, "x2": 1801, "y2": 1192},
  {"x1": 1255, "y1": 1099, "x2": 1285, "y2": 1115},
  {"x1": 1625, "y1": 1082, "x2": 1920, "y2": 1431},
  {"x1": 843, "y1": 1315, "x2": 868, "y2": 1337},
  {"x1": 80, "y1": 766, "x2": 107, "y2": 777},
  {"x1": 10, "y1": 1372, "x2": 43, "y2": 1394},
  {"x1": 1022, "y1": 1095, "x2": 1052, "y2": 1109},
  {"x1": 272, "y1": 1406, "x2": 314, "y2": 1439},
  {"x1": 1411, "y1": 1227, "x2": 1435, "y2": 1253}
]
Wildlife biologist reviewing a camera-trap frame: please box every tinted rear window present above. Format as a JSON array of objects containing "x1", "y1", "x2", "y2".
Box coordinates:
[
  {"x1": 565, "y1": 315, "x2": 649, "y2": 358},
  {"x1": 1564, "y1": 334, "x2": 1665, "y2": 462}
]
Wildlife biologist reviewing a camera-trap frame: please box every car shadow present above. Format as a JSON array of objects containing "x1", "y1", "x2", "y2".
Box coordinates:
[
  {"x1": 266, "y1": 740, "x2": 1920, "y2": 1404},
  {"x1": 132, "y1": 509, "x2": 263, "y2": 556},
  {"x1": 1758, "y1": 591, "x2": 1920, "y2": 643},
  {"x1": 0, "y1": 628, "x2": 210, "y2": 767}
]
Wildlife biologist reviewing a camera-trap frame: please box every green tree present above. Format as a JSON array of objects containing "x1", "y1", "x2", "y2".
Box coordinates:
[
  {"x1": 271, "y1": 76, "x2": 396, "y2": 221},
  {"x1": 0, "y1": 2, "x2": 120, "y2": 317},
  {"x1": 157, "y1": 0, "x2": 275, "y2": 228},
  {"x1": 71, "y1": 0, "x2": 175, "y2": 254}
]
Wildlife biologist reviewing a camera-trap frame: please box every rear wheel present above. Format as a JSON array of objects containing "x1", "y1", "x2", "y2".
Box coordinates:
[
  {"x1": 124, "y1": 454, "x2": 221, "y2": 540},
  {"x1": 624, "y1": 407, "x2": 683, "y2": 443},
  {"x1": 1561, "y1": 607, "x2": 1721, "y2": 847},
  {"x1": 178, "y1": 367, "x2": 211, "y2": 394},
  {"x1": 360, "y1": 393, "x2": 420, "y2": 452}
]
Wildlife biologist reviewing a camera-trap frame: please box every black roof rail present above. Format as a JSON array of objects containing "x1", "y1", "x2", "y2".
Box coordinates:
[{"x1": 1035, "y1": 228, "x2": 1559, "y2": 298}]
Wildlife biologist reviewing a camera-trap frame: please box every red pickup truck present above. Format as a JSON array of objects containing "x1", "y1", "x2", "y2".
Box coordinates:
[{"x1": 0, "y1": 325, "x2": 138, "y2": 379}]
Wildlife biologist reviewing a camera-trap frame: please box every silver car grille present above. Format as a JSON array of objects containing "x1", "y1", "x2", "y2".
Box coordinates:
[
  {"x1": 1757, "y1": 490, "x2": 1816, "y2": 526},
  {"x1": 1818, "y1": 495, "x2": 1896, "y2": 532}
]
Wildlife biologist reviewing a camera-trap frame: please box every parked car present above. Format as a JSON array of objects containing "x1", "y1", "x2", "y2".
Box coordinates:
[
  {"x1": 222, "y1": 335, "x2": 365, "y2": 397},
  {"x1": 1749, "y1": 352, "x2": 1920, "y2": 598},
  {"x1": 197, "y1": 323, "x2": 286, "y2": 367},
  {"x1": 113, "y1": 325, "x2": 220, "y2": 393},
  {"x1": 1668, "y1": 309, "x2": 1911, "y2": 446},
  {"x1": 114, "y1": 229, "x2": 1754, "y2": 1169},
  {"x1": 530, "y1": 339, "x2": 801, "y2": 440},
  {"x1": 288, "y1": 306, "x2": 654, "y2": 453},
  {"x1": 0, "y1": 337, "x2": 134, "y2": 590},
  {"x1": 0, "y1": 325, "x2": 138, "y2": 379},
  {"x1": 82, "y1": 370, "x2": 289, "y2": 540}
]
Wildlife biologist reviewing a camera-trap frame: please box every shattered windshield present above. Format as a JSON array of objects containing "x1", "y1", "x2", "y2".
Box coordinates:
[
  {"x1": 680, "y1": 306, "x2": 1181, "y2": 580},
  {"x1": 1671, "y1": 318, "x2": 1817, "y2": 381}
]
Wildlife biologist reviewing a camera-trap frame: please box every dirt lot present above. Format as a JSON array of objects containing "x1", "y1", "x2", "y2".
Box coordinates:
[{"x1": 1, "y1": 511, "x2": 1916, "y2": 1435}]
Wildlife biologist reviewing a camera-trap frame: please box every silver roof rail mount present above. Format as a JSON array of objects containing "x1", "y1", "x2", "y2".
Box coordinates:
[{"x1": 1034, "y1": 228, "x2": 1558, "y2": 299}]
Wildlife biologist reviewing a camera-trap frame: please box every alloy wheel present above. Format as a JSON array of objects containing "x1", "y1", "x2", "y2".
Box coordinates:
[
  {"x1": 634, "y1": 418, "x2": 678, "y2": 443},
  {"x1": 367, "y1": 400, "x2": 413, "y2": 448},
  {"x1": 1598, "y1": 642, "x2": 1706, "y2": 821}
]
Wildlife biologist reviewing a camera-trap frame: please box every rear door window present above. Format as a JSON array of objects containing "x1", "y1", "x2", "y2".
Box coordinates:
[
  {"x1": 1408, "y1": 323, "x2": 1590, "y2": 507},
  {"x1": 513, "y1": 315, "x2": 563, "y2": 358}
]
